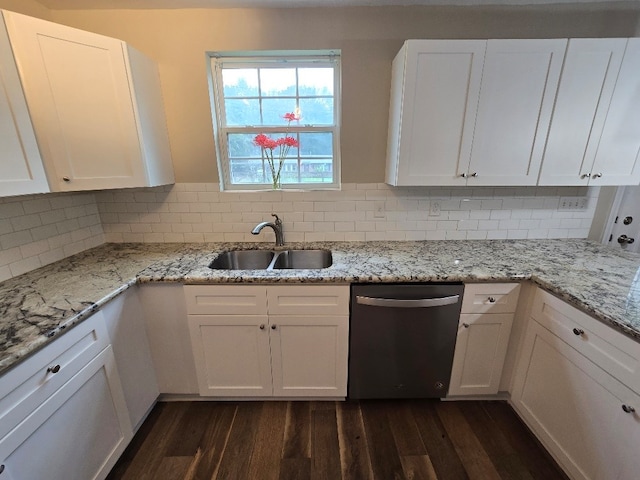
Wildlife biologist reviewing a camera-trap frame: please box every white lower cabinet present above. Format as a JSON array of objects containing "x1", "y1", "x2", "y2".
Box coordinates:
[
  {"x1": 185, "y1": 285, "x2": 349, "y2": 398},
  {"x1": 0, "y1": 313, "x2": 132, "y2": 480},
  {"x1": 101, "y1": 287, "x2": 159, "y2": 431},
  {"x1": 448, "y1": 283, "x2": 520, "y2": 397},
  {"x1": 511, "y1": 288, "x2": 640, "y2": 480},
  {"x1": 188, "y1": 314, "x2": 272, "y2": 396},
  {"x1": 139, "y1": 283, "x2": 199, "y2": 395},
  {"x1": 449, "y1": 313, "x2": 514, "y2": 396}
]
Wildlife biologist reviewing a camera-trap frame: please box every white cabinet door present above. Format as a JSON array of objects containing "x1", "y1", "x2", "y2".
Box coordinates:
[
  {"x1": 511, "y1": 319, "x2": 631, "y2": 480},
  {"x1": 539, "y1": 39, "x2": 627, "y2": 186},
  {"x1": 0, "y1": 346, "x2": 132, "y2": 480},
  {"x1": 270, "y1": 315, "x2": 348, "y2": 397},
  {"x1": 448, "y1": 313, "x2": 514, "y2": 396},
  {"x1": 616, "y1": 395, "x2": 640, "y2": 480},
  {"x1": 188, "y1": 314, "x2": 273, "y2": 397},
  {"x1": 386, "y1": 40, "x2": 485, "y2": 186},
  {"x1": 101, "y1": 287, "x2": 158, "y2": 432},
  {"x1": 589, "y1": 38, "x2": 640, "y2": 186},
  {"x1": 3, "y1": 11, "x2": 173, "y2": 192},
  {"x1": 0, "y1": 13, "x2": 48, "y2": 197},
  {"x1": 467, "y1": 39, "x2": 566, "y2": 186}
]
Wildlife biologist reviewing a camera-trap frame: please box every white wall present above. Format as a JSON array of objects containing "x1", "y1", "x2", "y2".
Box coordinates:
[{"x1": 96, "y1": 183, "x2": 598, "y2": 243}]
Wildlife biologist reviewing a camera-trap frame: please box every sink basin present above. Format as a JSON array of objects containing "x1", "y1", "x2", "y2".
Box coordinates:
[
  {"x1": 209, "y1": 250, "x2": 275, "y2": 270},
  {"x1": 272, "y1": 249, "x2": 333, "y2": 269},
  {"x1": 209, "y1": 249, "x2": 332, "y2": 270}
]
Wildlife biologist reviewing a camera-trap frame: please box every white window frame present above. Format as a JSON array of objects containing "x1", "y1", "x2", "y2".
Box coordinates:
[{"x1": 207, "y1": 50, "x2": 341, "y2": 191}]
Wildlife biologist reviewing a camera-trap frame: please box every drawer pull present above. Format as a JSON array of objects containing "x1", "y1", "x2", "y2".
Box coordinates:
[
  {"x1": 259, "y1": 324, "x2": 265, "y2": 330},
  {"x1": 622, "y1": 405, "x2": 636, "y2": 414},
  {"x1": 0, "y1": 464, "x2": 4, "y2": 474},
  {"x1": 462, "y1": 323, "x2": 470, "y2": 328},
  {"x1": 47, "y1": 364, "x2": 61, "y2": 374},
  {"x1": 487, "y1": 297, "x2": 496, "y2": 303},
  {"x1": 271, "y1": 324, "x2": 277, "y2": 330},
  {"x1": 572, "y1": 328, "x2": 585, "y2": 336}
]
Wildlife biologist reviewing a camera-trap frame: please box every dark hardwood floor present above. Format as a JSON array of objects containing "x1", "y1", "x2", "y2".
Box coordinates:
[{"x1": 107, "y1": 400, "x2": 568, "y2": 480}]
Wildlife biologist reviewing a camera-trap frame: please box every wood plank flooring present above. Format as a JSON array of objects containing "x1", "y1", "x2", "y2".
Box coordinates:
[{"x1": 107, "y1": 400, "x2": 568, "y2": 480}]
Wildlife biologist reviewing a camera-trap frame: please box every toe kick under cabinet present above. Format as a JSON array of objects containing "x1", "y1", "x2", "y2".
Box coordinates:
[{"x1": 184, "y1": 285, "x2": 349, "y2": 398}]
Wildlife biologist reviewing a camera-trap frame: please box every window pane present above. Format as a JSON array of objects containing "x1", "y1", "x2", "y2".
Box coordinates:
[
  {"x1": 299, "y1": 132, "x2": 333, "y2": 156},
  {"x1": 225, "y1": 99, "x2": 261, "y2": 126},
  {"x1": 223, "y1": 68, "x2": 259, "y2": 97},
  {"x1": 301, "y1": 159, "x2": 333, "y2": 183},
  {"x1": 227, "y1": 133, "x2": 261, "y2": 158},
  {"x1": 299, "y1": 68, "x2": 333, "y2": 95},
  {"x1": 262, "y1": 98, "x2": 297, "y2": 125},
  {"x1": 279, "y1": 160, "x2": 300, "y2": 184},
  {"x1": 260, "y1": 68, "x2": 296, "y2": 96},
  {"x1": 299, "y1": 98, "x2": 333, "y2": 125},
  {"x1": 230, "y1": 159, "x2": 266, "y2": 184}
]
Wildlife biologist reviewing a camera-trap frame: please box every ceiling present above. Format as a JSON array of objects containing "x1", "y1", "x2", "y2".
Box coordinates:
[{"x1": 34, "y1": 0, "x2": 640, "y2": 10}]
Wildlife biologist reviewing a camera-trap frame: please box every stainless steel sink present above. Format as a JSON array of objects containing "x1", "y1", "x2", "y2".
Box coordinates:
[
  {"x1": 271, "y1": 249, "x2": 333, "y2": 269},
  {"x1": 209, "y1": 249, "x2": 332, "y2": 270},
  {"x1": 209, "y1": 250, "x2": 275, "y2": 270}
]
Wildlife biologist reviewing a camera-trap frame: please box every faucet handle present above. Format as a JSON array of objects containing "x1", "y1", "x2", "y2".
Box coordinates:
[{"x1": 271, "y1": 213, "x2": 281, "y2": 225}]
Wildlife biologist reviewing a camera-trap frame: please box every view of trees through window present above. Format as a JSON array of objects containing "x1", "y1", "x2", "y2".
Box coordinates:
[{"x1": 212, "y1": 59, "x2": 339, "y2": 188}]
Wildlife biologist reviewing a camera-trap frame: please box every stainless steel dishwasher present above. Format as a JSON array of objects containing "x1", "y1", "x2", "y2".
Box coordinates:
[{"x1": 348, "y1": 283, "x2": 464, "y2": 399}]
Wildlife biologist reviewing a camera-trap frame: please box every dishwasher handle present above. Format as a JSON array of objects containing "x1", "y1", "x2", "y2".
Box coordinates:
[{"x1": 355, "y1": 294, "x2": 460, "y2": 308}]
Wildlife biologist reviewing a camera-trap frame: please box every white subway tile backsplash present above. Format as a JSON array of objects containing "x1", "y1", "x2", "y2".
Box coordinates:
[
  {"x1": 0, "y1": 192, "x2": 104, "y2": 281},
  {"x1": 0, "y1": 182, "x2": 600, "y2": 280}
]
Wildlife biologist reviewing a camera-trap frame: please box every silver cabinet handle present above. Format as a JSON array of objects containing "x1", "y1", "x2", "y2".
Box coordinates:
[
  {"x1": 47, "y1": 365, "x2": 61, "y2": 374},
  {"x1": 471, "y1": 172, "x2": 478, "y2": 177},
  {"x1": 355, "y1": 295, "x2": 459, "y2": 308},
  {"x1": 622, "y1": 405, "x2": 635, "y2": 413},
  {"x1": 487, "y1": 297, "x2": 496, "y2": 303},
  {"x1": 580, "y1": 173, "x2": 591, "y2": 179},
  {"x1": 462, "y1": 323, "x2": 470, "y2": 328},
  {"x1": 592, "y1": 172, "x2": 603, "y2": 179},
  {"x1": 460, "y1": 173, "x2": 468, "y2": 178},
  {"x1": 573, "y1": 328, "x2": 584, "y2": 336}
]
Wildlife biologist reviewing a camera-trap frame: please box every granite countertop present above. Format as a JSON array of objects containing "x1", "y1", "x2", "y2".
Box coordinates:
[{"x1": 2, "y1": 239, "x2": 640, "y2": 375}]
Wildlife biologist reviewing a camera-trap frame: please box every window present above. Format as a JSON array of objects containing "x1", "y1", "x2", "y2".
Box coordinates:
[{"x1": 208, "y1": 51, "x2": 341, "y2": 190}]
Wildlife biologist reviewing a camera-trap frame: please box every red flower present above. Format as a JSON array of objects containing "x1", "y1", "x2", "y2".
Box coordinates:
[
  {"x1": 254, "y1": 113, "x2": 300, "y2": 188},
  {"x1": 278, "y1": 136, "x2": 299, "y2": 147},
  {"x1": 254, "y1": 134, "x2": 278, "y2": 150},
  {"x1": 283, "y1": 112, "x2": 300, "y2": 122}
]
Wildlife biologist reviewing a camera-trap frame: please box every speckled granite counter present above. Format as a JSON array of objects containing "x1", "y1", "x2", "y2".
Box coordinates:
[{"x1": 2, "y1": 239, "x2": 640, "y2": 375}]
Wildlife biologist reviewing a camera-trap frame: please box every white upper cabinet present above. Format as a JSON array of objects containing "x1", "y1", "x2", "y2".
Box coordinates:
[
  {"x1": 589, "y1": 38, "x2": 640, "y2": 186},
  {"x1": 467, "y1": 39, "x2": 565, "y2": 186},
  {"x1": 386, "y1": 40, "x2": 485, "y2": 186},
  {"x1": 2, "y1": 10, "x2": 174, "y2": 192},
  {"x1": 0, "y1": 13, "x2": 49, "y2": 197},
  {"x1": 538, "y1": 38, "x2": 640, "y2": 186},
  {"x1": 386, "y1": 39, "x2": 566, "y2": 186}
]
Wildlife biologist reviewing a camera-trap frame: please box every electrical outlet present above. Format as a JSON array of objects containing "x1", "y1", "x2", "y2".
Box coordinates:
[
  {"x1": 429, "y1": 201, "x2": 441, "y2": 217},
  {"x1": 559, "y1": 196, "x2": 588, "y2": 211},
  {"x1": 373, "y1": 201, "x2": 385, "y2": 219}
]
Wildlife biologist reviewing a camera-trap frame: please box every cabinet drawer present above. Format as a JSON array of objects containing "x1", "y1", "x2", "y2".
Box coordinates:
[
  {"x1": 267, "y1": 285, "x2": 349, "y2": 316},
  {"x1": 184, "y1": 285, "x2": 267, "y2": 315},
  {"x1": 531, "y1": 288, "x2": 640, "y2": 394},
  {"x1": 0, "y1": 311, "x2": 109, "y2": 439},
  {"x1": 461, "y1": 283, "x2": 521, "y2": 314}
]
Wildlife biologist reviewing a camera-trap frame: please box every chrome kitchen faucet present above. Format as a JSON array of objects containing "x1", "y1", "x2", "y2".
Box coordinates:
[{"x1": 252, "y1": 214, "x2": 284, "y2": 246}]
